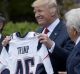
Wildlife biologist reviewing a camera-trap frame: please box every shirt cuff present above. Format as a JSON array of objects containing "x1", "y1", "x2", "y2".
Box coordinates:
[{"x1": 49, "y1": 41, "x2": 55, "y2": 53}]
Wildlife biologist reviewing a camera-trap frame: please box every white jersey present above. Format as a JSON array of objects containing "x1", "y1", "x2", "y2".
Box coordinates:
[{"x1": 0, "y1": 32, "x2": 54, "y2": 74}]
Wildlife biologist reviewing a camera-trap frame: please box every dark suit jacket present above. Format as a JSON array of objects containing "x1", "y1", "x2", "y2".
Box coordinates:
[
  {"x1": 0, "y1": 34, "x2": 5, "y2": 53},
  {"x1": 0, "y1": 34, "x2": 4, "y2": 44},
  {"x1": 36, "y1": 20, "x2": 74, "y2": 74},
  {"x1": 67, "y1": 42, "x2": 80, "y2": 74}
]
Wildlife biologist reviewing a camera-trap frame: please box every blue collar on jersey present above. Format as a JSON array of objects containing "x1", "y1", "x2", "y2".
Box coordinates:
[{"x1": 16, "y1": 32, "x2": 28, "y2": 38}]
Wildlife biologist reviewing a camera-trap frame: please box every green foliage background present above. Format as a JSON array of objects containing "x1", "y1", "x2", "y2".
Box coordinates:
[{"x1": 3, "y1": 22, "x2": 39, "y2": 36}]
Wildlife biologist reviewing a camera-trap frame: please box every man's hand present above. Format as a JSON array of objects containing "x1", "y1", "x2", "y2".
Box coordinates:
[
  {"x1": 2, "y1": 36, "x2": 11, "y2": 46},
  {"x1": 38, "y1": 34, "x2": 53, "y2": 49}
]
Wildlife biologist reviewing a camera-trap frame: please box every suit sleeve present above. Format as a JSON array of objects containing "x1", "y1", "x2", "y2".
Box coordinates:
[
  {"x1": 67, "y1": 42, "x2": 80, "y2": 74},
  {"x1": 53, "y1": 37, "x2": 75, "y2": 60}
]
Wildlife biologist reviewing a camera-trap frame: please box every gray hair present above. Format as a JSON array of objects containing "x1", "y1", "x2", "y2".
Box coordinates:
[
  {"x1": 32, "y1": 0, "x2": 59, "y2": 17},
  {"x1": 32, "y1": 0, "x2": 57, "y2": 8},
  {"x1": 65, "y1": 8, "x2": 80, "y2": 32}
]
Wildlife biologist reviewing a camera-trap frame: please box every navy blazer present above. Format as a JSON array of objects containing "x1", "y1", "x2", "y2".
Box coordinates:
[
  {"x1": 0, "y1": 34, "x2": 4, "y2": 44},
  {"x1": 0, "y1": 34, "x2": 5, "y2": 53},
  {"x1": 36, "y1": 20, "x2": 74, "y2": 74},
  {"x1": 67, "y1": 42, "x2": 80, "y2": 74}
]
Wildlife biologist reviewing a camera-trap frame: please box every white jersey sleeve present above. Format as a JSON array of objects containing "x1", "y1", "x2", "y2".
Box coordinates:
[
  {"x1": 37, "y1": 44, "x2": 54, "y2": 74},
  {"x1": 0, "y1": 47, "x2": 9, "y2": 73}
]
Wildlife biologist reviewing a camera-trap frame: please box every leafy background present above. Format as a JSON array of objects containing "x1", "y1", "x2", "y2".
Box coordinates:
[{"x1": 3, "y1": 22, "x2": 38, "y2": 36}]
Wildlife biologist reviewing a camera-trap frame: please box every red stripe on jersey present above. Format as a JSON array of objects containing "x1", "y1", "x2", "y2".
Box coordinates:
[{"x1": 43, "y1": 54, "x2": 49, "y2": 61}]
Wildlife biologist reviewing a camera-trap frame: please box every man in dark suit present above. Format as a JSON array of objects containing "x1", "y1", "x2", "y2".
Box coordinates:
[
  {"x1": 65, "y1": 8, "x2": 80, "y2": 74},
  {"x1": 32, "y1": 0, "x2": 74, "y2": 74}
]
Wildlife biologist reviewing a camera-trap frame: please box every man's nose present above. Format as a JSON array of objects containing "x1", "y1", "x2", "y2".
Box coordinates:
[{"x1": 35, "y1": 12, "x2": 40, "y2": 18}]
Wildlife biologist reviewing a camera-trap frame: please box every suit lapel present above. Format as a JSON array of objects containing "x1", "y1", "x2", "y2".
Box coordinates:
[
  {"x1": 49, "y1": 21, "x2": 63, "y2": 40},
  {"x1": 37, "y1": 21, "x2": 63, "y2": 40},
  {"x1": 36, "y1": 27, "x2": 44, "y2": 33}
]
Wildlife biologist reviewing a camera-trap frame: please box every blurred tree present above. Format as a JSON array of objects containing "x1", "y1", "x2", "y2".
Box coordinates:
[
  {"x1": 0, "y1": 0, "x2": 9, "y2": 21},
  {"x1": 8, "y1": 0, "x2": 35, "y2": 22},
  {"x1": 57, "y1": 0, "x2": 75, "y2": 17}
]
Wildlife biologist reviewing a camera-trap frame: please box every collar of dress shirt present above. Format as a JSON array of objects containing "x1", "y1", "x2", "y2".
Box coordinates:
[
  {"x1": 0, "y1": 33, "x2": 1, "y2": 39},
  {"x1": 47, "y1": 18, "x2": 60, "y2": 33},
  {"x1": 76, "y1": 36, "x2": 80, "y2": 45}
]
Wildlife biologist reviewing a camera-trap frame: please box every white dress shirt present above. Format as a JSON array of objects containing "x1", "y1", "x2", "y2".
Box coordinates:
[
  {"x1": 76, "y1": 36, "x2": 80, "y2": 45},
  {"x1": 42, "y1": 18, "x2": 60, "y2": 53},
  {"x1": 0, "y1": 34, "x2": 2, "y2": 39}
]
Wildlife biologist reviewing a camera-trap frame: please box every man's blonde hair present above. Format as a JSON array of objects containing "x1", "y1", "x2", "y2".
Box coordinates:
[{"x1": 32, "y1": 0, "x2": 57, "y2": 8}]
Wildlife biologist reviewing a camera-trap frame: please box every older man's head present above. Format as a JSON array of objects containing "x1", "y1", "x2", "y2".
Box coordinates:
[
  {"x1": 32, "y1": 0, "x2": 59, "y2": 27},
  {"x1": 65, "y1": 8, "x2": 80, "y2": 42}
]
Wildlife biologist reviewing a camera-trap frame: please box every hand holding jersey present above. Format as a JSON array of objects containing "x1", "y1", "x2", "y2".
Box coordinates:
[
  {"x1": 2, "y1": 36, "x2": 11, "y2": 46},
  {"x1": 0, "y1": 32, "x2": 53, "y2": 74},
  {"x1": 38, "y1": 34, "x2": 54, "y2": 49}
]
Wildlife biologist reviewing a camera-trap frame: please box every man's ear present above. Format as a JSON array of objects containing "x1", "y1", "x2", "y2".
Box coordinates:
[
  {"x1": 73, "y1": 27, "x2": 78, "y2": 36},
  {"x1": 50, "y1": 7, "x2": 58, "y2": 18},
  {"x1": 50, "y1": 8, "x2": 56, "y2": 16}
]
